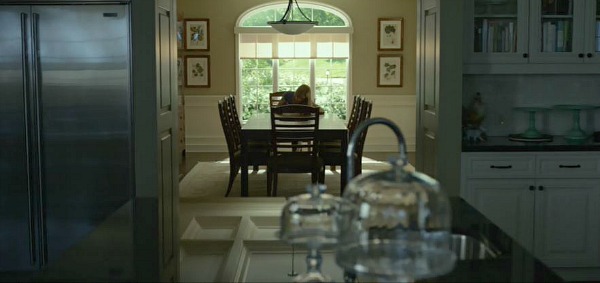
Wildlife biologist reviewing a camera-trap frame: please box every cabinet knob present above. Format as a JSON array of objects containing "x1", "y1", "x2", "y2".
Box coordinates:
[
  {"x1": 578, "y1": 53, "x2": 584, "y2": 58},
  {"x1": 538, "y1": 186, "x2": 544, "y2": 191},
  {"x1": 522, "y1": 53, "x2": 528, "y2": 58},
  {"x1": 587, "y1": 53, "x2": 593, "y2": 58},
  {"x1": 529, "y1": 185, "x2": 535, "y2": 191}
]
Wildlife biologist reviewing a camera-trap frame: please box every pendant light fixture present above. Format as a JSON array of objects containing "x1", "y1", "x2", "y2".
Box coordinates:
[{"x1": 268, "y1": 0, "x2": 318, "y2": 35}]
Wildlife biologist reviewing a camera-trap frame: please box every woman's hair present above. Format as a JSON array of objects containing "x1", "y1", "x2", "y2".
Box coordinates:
[{"x1": 293, "y1": 84, "x2": 312, "y2": 105}]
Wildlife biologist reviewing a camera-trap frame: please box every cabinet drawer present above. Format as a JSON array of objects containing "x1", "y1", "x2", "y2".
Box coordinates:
[
  {"x1": 463, "y1": 154, "x2": 535, "y2": 178},
  {"x1": 537, "y1": 155, "x2": 600, "y2": 178}
]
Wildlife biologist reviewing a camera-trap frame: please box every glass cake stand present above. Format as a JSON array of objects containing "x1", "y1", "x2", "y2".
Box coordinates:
[
  {"x1": 553, "y1": 105, "x2": 597, "y2": 144},
  {"x1": 509, "y1": 107, "x2": 552, "y2": 142}
]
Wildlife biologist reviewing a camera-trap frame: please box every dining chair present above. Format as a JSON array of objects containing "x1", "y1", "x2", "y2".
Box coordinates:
[
  {"x1": 218, "y1": 100, "x2": 242, "y2": 197},
  {"x1": 218, "y1": 98, "x2": 269, "y2": 197},
  {"x1": 318, "y1": 96, "x2": 364, "y2": 183},
  {"x1": 267, "y1": 105, "x2": 323, "y2": 197},
  {"x1": 269, "y1": 91, "x2": 287, "y2": 107},
  {"x1": 352, "y1": 99, "x2": 373, "y2": 176}
]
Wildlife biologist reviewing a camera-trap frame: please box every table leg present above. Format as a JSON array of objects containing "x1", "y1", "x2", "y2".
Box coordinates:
[
  {"x1": 340, "y1": 134, "x2": 348, "y2": 194},
  {"x1": 241, "y1": 137, "x2": 249, "y2": 197}
]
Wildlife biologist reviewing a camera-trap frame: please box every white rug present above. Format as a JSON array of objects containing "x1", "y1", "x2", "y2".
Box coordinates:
[{"x1": 179, "y1": 157, "x2": 401, "y2": 198}]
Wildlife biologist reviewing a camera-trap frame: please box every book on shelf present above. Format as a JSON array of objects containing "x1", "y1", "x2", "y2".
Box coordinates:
[
  {"x1": 478, "y1": 18, "x2": 516, "y2": 53},
  {"x1": 596, "y1": 21, "x2": 600, "y2": 52},
  {"x1": 556, "y1": 21, "x2": 564, "y2": 52}
]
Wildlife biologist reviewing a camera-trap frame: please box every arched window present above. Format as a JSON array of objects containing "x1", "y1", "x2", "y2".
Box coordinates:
[{"x1": 235, "y1": 2, "x2": 352, "y2": 120}]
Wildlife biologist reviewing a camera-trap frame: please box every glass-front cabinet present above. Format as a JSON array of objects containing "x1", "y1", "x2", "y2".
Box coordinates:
[
  {"x1": 529, "y1": 0, "x2": 600, "y2": 63},
  {"x1": 464, "y1": 0, "x2": 600, "y2": 66},
  {"x1": 464, "y1": 0, "x2": 529, "y2": 63}
]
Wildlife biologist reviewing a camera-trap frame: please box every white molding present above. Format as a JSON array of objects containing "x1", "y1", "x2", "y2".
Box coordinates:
[{"x1": 184, "y1": 94, "x2": 417, "y2": 153}]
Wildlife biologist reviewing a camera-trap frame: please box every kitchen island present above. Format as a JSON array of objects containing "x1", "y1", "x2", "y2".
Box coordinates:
[
  {"x1": 177, "y1": 196, "x2": 563, "y2": 282},
  {"x1": 3, "y1": 196, "x2": 563, "y2": 282}
]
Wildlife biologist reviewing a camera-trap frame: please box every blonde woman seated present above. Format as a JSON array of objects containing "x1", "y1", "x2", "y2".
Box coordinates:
[
  {"x1": 278, "y1": 84, "x2": 323, "y2": 114},
  {"x1": 278, "y1": 84, "x2": 313, "y2": 106}
]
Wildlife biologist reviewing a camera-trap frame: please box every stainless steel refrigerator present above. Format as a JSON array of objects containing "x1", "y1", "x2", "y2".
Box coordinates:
[{"x1": 0, "y1": 3, "x2": 132, "y2": 271}]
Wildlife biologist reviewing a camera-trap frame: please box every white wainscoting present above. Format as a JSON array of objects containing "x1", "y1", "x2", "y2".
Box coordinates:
[{"x1": 184, "y1": 94, "x2": 416, "y2": 153}]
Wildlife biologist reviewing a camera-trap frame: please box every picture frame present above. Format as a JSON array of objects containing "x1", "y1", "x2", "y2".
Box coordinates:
[
  {"x1": 177, "y1": 21, "x2": 184, "y2": 49},
  {"x1": 184, "y1": 18, "x2": 210, "y2": 50},
  {"x1": 177, "y1": 56, "x2": 183, "y2": 86},
  {"x1": 185, "y1": 55, "x2": 210, "y2": 87},
  {"x1": 378, "y1": 18, "x2": 403, "y2": 51},
  {"x1": 377, "y1": 54, "x2": 402, "y2": 87}
]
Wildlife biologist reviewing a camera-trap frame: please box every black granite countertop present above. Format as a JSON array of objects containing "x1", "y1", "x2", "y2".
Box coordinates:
[
  {"x1": 2, "y1": 197, "x2": 563, "y2": 282},
  {"x1": 463, "y1": 135, "x2": 600, "y2": 152}
]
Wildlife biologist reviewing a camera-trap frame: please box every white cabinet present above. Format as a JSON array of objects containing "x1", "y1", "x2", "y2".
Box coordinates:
[
  {"x1": 528, "y1": 0, "x2": 600, "y2": 64},
  {"x1": 462, "y1": 152, "x2": 600, "y2": 268},
  {"x1": 464, "y1": 0, "x2": 600, "y2": 73},
  {"x1": 463, "y1": 0, "x2": 529, "y2": 64},
  {"x1": 534, "y1": 179, "x2": 600, "y2": 267}
]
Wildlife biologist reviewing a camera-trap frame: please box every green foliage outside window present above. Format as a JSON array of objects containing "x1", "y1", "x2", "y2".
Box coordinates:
[
  {"x1": 241, "y1": 58, "x2": 348, "y2": 121},
  {"x1": 239, "y1": 5, "x2": 348, "y2": 120}
]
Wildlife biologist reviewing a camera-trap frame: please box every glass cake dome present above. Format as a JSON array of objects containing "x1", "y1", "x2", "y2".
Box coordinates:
[{"x1": 335, "y1": 118, "x2": 456, "y2": 282}]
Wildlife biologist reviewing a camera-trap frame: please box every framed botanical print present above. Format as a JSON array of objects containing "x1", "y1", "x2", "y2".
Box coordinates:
[
  {"x1": 377, "y1": 54, "x2": 402, "y2": 87},
  {"x1": 378, "y1": 18, "x2": 403, "y2": 51},
  {"x1": 184, "y1": 18, "x2": 210, "y2": 50},
  {"x1": 177, "y1": 21, "x2": 184, "y2": 49},
  {"x1": 185, "y1": 55, "x2": 210, "y2": 87}
]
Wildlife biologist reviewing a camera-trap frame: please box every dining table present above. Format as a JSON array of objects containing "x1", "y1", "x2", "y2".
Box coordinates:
[{"x1": 240, "y1": 112, "x2": 349, "y2": 197}]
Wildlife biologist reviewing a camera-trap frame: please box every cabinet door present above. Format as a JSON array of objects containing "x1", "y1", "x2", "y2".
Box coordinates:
[
  {"x1": 528, "y1": 0, "x2": 587, "y2": 63},
  {"x1": 466, "y1": 179, "x2": 535, "y2": 252},
  {"x1": 464, "y1": 0, "x2": 529, "y2": 63},
  {"x1": 534, "y1": 179, "x2": 600, "y2": 267},
  {"x1": 583, "y1": 0, "x2": 600, "y2": 62}
]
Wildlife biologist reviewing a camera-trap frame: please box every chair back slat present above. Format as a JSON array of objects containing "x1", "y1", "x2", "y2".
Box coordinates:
[
  {"x1": 347, "y1": 96, "x2": 364, "y2": 135},
  {"x1": 270, "y1": 105, "x2": 320, "y2": 155},
  {"x1": 218, "y1": 100, "x2": 239, "y2": 154},
  {"x1": 224, "y1": 95, "x2": 242, "y2": 148},
  {"x1": 355, "y1": 99, "x2": 373, "y2": 156}
]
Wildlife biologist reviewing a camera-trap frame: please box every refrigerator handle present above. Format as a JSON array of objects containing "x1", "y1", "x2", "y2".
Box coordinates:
[
  {"x1": 32, "y1": 12, "x2": 47, "y2": 265},
  {"x1": 21, "y1": 12, "x2": 37, "y2": 266}
]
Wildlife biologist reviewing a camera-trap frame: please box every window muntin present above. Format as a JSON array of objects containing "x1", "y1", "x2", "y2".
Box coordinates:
[{"x1": 237, "y1": 2, "x2": 351, "y2": 120}]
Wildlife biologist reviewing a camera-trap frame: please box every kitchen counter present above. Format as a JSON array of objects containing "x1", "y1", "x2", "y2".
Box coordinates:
[
  {"x1": 13, "y1": 196, "x2": 563, "y2": 282},
  {"x1": 463, "y1": 135, "x2": 600, "y2": 152},
  {"x1": 179, "y1": 197, "x2": 563, "y2": 282}
]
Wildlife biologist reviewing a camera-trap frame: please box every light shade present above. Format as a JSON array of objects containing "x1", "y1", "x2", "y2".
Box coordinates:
[
  {"x1": 268, "y1": 0, "x2": 318, "y2": 35},
  {"x1": 267, "y1": 20, "x2": 317, "y2": 35}
]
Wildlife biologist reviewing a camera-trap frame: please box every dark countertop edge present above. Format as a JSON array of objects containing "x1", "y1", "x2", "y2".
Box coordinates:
[{"x1": 463, "y1": 135, "x2": 600, "y2": 152}]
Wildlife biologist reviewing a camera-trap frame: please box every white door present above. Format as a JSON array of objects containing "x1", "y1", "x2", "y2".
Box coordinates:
[{"x1": 417, "y1": 0, "x2": 439, "y2": 178}]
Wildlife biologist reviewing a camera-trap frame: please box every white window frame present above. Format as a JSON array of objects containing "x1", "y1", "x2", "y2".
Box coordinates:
[{"x1": 235, "y1": 1, "x2": 353, "y2": 118}]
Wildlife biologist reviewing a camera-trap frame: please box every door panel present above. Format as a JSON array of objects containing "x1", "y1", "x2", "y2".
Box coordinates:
[
  {"x1": 534, "y1": 179, "x2": 600, "y2": 267},
  {"x1": 468, "y1": 179, "x2": 535, "y2": 252},
  {"x1": 418, "y1": 2, "x2": 439, "y2": 178},
  {"x1": 0, "y1": 5, "x2": 37, "y2": 271},
  {"x1": 156, "y1": 4, "x2": 179, "y2": 281},
  {"x1": 33, "y1": 4, "x2": 132, "y2": 263}
]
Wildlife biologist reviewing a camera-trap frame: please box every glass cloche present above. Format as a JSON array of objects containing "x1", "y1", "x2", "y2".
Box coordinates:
[
  {"x1": 279, "y1": 184, "x2": 343, "y2": 282},
  {"x1": 335, "y1": 118, "x2": 456, "y2": 282}
]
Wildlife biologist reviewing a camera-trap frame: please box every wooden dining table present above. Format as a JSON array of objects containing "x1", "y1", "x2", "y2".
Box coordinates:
[{"x1": 240, "y1": 113, "x2": 348, "y2": 197}]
